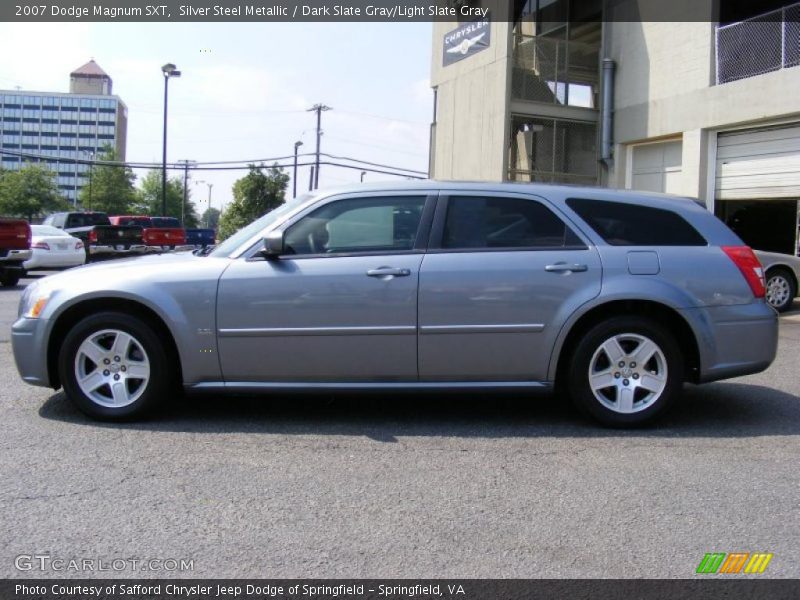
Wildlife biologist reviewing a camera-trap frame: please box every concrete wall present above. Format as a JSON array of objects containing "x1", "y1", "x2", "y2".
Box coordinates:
[
  {"x1": 606, "y1": 19, "x2": 800, "y2": 204},
  {"x1": 430, "y1": 18, "x2": 512, "y2": 181}
]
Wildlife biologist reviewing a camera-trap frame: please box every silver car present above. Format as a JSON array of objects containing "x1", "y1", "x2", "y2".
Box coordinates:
[
  {"x1": 754, "y1": 250, "x2": 800, "y2": 313},
  {"x1": 12, "y1": 183, "x2": 778, "y2": 426}
]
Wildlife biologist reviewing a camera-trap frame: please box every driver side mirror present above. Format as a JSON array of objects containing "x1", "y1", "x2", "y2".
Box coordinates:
[{"x1": 261, "y1": 230, "x2": 284, "y2": 258}]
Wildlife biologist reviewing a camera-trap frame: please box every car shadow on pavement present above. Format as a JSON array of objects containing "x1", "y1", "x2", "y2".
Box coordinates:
[{"x1": 37, "y1": 381, "x2": 800, "y2": 440}]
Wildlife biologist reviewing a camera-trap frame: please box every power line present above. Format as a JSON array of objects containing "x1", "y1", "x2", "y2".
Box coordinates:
[
  {"x1": 320, "y1": 152, "x2": 427, "y2": 175},
  {"x1": 335, "y1": 109, "x2": 428, "y2": 127},
  {"x1": 323, "y1": 134, "x2": 428, "y2": 158},
  {"x1": 0, "y1": 148, "x2": 425, "y2": 179}
]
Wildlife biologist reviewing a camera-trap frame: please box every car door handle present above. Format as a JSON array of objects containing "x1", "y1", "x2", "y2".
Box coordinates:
[
  {"x1": 367, "y1": 267, "x2": 411, "y2": 278},
  {"x1": 545, "y1": 263, "x2": 588, "y2": 273}
]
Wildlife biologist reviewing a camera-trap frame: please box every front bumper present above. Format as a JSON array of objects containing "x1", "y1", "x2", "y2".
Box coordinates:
[
  {"x1": 12, "y1": 316, "x2": 52, "y2": 388},
  {"x1": 681, "y1": 301, "x2": 779, "y2": 383}
]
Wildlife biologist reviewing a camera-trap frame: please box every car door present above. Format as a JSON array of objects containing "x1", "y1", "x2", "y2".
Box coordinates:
[
  {"x1": 418, "y1": 191, "x2": 602, "y2": 382},
  {"x1": 216, "y1": 192, "x2": 435, "y2": 383}
]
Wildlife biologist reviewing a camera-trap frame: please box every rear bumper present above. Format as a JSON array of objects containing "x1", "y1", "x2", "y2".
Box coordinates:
[
  {"x1": 23, "y1": 252, "x2": 86, "y2": 270},
  {"x1": 680, "y1": 301, "x2": 778, "y2": 383},
  {"x1": 144, "y1": 244, "x2": 193, "y2": 253},
  {"x1": 0, "y1": 249, "x2": 32, "y2": 263},
  {"x1": 89, "y1": 244, "x2": 147, "y2": 256}
]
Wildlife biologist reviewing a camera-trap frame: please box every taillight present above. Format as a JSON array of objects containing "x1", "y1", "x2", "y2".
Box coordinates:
[
  {"x1": 88, "y1": 230, "x2": 98, "y2": 243},
  {"x1": 31, "y1": 241, "x2": 50, "y2": 250},
  {"x1": 722, "y1": 246, "x2": 765, "y2": 298},
  {"x1": 75, "y1": 241, "x2": 84, "y2": 250},
  {"x1": 16, "y1": 224, "x2": 31, "y2": 245}
]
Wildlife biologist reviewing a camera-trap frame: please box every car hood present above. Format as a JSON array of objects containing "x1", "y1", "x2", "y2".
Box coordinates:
[{"x1": 36, "y1": 251, "x2": 230, "y2": 291}]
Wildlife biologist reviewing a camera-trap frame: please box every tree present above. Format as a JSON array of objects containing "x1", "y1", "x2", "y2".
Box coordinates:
[
  {"x1": 78, "y1": 146, "x2": 137, "y2": 214},
  {"x1": 200, "y1": 207, "x2": 221, "y2": 229},
  {"x1": 218, "y1": 164, "x2": 289, "y2": 240},
  {"x1": 135, "y1": 169, "x2": 200, "y2": 228},
  {"x1": 0, "y1": 164, "x2": 68, "y2": 220}
]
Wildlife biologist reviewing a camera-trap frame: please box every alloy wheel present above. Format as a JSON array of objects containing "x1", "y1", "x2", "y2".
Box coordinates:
[
  {"x1": 74, "y1": 329, "x2": 151, "y2": 408},
  {"x1": 766, "y1": 274, "x2": 791, "y2": 309},
  {"x1": 588, "y1": 333, "x2": 668, "y2": 414}
]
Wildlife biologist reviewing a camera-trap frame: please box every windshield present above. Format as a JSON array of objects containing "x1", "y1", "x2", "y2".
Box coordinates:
[
  {"x1": 117, "y1": 217, "x2": 151, "y2": 227},
  {"x1": 151, "y1": 217, "x2": 180, "y2": 228},
  {"x1": 209, "y1": 193, "x2": 316, "y2": 258}
]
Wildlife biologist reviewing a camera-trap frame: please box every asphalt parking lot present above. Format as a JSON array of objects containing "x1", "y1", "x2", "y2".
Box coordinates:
[{"x1": 1, "y1": 270, "x2": 799, "y2": 579}]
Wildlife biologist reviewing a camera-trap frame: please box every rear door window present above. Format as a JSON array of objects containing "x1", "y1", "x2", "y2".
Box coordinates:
[
  {"x1": 566, "y1": 198, "x2": 707, "y2": 246},
  {"x1": 441, "y1": 195, "x2": 584, "y2": 250}
]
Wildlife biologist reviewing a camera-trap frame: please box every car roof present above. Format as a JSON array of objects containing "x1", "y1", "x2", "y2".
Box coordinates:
[{"x1": 324, "y1": 180, "x2": 706, "y2": 213}]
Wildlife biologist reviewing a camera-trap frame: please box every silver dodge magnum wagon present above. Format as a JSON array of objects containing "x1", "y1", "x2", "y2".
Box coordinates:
[{"x1": 12, "y1": 182, "x2": 778, "y2": 426}]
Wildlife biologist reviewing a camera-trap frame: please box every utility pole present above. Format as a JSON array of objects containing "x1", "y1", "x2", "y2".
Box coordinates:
[
  {"x1": 308, "y1": 166, "x2": 315, "y2": 192},
  {"x1": 195, "y1": 180, "x2": 213, "y2": 227},
  {"x1": 177, "y1": 159, "x2": 196, "y2": 226},
  {"x1": 307, "y1": 103, "x2": 331, "y2": 189}
]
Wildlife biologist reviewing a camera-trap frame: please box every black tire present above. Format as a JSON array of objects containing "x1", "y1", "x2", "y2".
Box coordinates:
[
  {"x1": 765, "y1": 268, "x2": 796, "y2": 313},
  {"x1": 566, "y1": 316, "x2": 684, "y2": 427},
  {"x1": 58, "y1": 311, "x2": 173, "y2": 420},
  {"x1": 0, "y1": 270, "x2": 22, "y2": 287}
]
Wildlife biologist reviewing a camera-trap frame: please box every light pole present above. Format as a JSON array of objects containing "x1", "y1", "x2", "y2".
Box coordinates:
[
  {"x1": 360, "y1": 171, "x2": 367, "y2": 183},
  {"x1": 195, "y1": 180, "x2": 214, "y2": 227},
  {"x1": 161, "y1": 63, "x2": 181, "y2": 217},
  {"x1": 82, "y1": 150, "x2": 95, "y2": 209},
  {"x1": 293, "y1": 141, "x2": 303, "y2": 198}
]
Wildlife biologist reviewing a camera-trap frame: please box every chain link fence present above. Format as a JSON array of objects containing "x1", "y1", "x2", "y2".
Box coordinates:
[
  {"x1": 511, "y1": 34, "x2": 599, "y2": 107},
  {"x1": 507, "y1": 115, "x2": 598, "y2": 185},
  {"x1": 716, "y1": 2, "x2": 800, "y2": 85}
]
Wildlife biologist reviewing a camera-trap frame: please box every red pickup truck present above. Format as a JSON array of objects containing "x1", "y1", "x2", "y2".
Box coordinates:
[
  {"x1": 0, "y1": 218, "x2": 32, "y2": 287},
  {"x1": 108, "y1": 216, "x2": 187, "y2": 250}
]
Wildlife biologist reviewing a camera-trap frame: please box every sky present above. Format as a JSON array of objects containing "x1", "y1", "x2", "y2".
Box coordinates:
[{"x1": 0, "y1": 22, "x2": 433, "y2": 214}]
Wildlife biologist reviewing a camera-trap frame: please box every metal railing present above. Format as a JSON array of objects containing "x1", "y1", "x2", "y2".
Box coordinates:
[
  {"x1": 507, "y1": 115, "x2": 598, "y2": 185},
  {"x1": 511, "y1": 34, "x2": 600, "y2": 107},
  {"x1": 506, "y1": 168, "x2": 597, "y2": 185},
  {"x1": 716, "y1": 2, "x2": 800, "y2": 84}
]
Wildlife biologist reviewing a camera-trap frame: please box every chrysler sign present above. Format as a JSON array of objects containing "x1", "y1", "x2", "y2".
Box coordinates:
[{"x1": 443, "y1": 18, "x2": 491, "y2": 66}]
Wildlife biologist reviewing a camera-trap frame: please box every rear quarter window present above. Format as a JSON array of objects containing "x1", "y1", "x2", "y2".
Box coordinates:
[{"x1": 566, "y1": 198, "x2": 707, "y2": 246}]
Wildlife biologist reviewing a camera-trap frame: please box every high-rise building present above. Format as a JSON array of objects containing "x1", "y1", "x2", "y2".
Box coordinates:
[
  {"x1": 430, "y1": 0, "x2": 800, "y2": 254},
  {"x1": 0, "y1": 59, "x2": 128, "y2": 205}
]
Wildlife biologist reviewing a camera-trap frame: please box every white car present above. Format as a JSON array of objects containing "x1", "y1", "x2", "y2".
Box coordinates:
[
  {"x1": 754, "y1": 250, "x2": 800, "y2": 313},
  {"x1": 23, "y1": 225, "x2": 86, "y2": 271}
]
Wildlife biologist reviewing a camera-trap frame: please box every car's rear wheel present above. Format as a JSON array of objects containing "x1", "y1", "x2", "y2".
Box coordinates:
[
  {"x1": 765, "y1": 268, "x2": 796, "y2": 313},
  {"x1": 0, "y1": 270, "x2": 22, "y2": 287},
  {"x1": 58, "y1": 312, "x2": 171, "y2": 420},
  {"x1": 566, "y1": 316, "x2": 683, "y2": 427}
]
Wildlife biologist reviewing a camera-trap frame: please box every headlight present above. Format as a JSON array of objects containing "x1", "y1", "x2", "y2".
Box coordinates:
[{"x1": 18, "y1": 283, "x2": 51, "y2": 319}]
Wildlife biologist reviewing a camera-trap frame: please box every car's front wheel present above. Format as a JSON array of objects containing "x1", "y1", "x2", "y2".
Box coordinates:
[
  {"x1": 59, "y1": 312, "x2": 172, "y2": 420},
  {"x1": 566, "y1": 316, "x2": 683, "y2": 427},
  {"x1": 765, "y1": 268, "x2": 796, "y2": 313}
]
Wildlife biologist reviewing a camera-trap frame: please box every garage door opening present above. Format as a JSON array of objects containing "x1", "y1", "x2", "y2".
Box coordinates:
[{"x1": 715, "y1": 199, "x2": 799, "y2": 255}]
